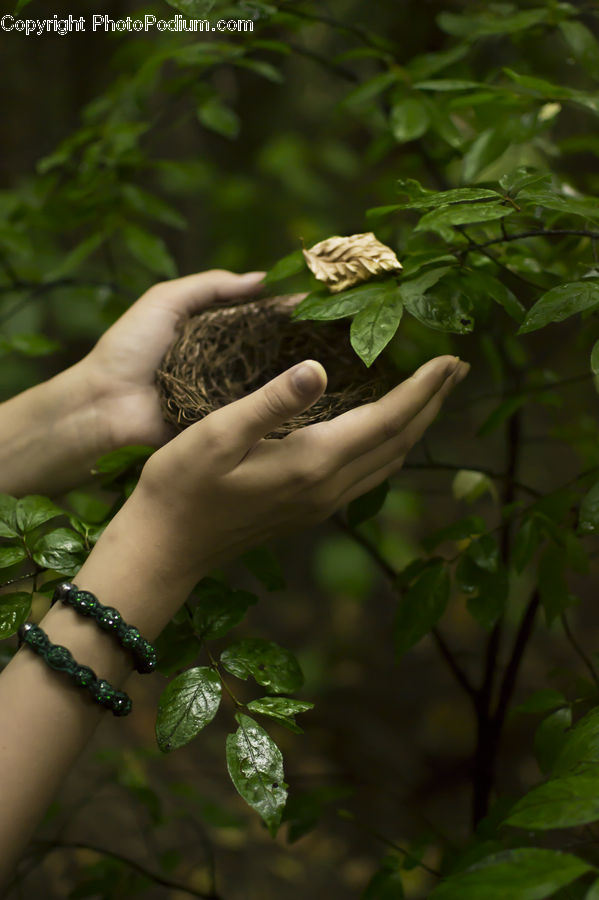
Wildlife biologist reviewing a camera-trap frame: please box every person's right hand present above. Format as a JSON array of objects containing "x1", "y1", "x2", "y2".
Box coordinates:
[{"x1": 124, "y1": 354, "x2": 469, "y2": 586}]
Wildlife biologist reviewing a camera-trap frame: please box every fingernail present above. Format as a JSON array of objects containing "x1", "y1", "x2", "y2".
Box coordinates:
[
  {"x1": 291, "y1": 360, "x2": 327, "y2": 395},
  {"x1": 414, "y1": 356, "x2": 460, "y2": 380}
]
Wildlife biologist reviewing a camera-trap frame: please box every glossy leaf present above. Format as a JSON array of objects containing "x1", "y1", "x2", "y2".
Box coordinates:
[
  {"x1": 554, "y1": 708, "x2": 599, "y2": 776},
  {"x1": 0, "y1": 545, "x2": 27, "y2": 568},
  {"x1": 246, "y1": 696, "x2": 314, "y2": 734},
  {"x1": 396, "y1": 186, "x2": 500, "y2": 210},
  {"x1": 428, "y1": 848, "x2": 591, "y2": 900},
  {"x1": 156, "y1": 666, "x2": 221, "y2": 752},
  {"x1": 350, "y1": 285, "x2": 403, "y2": 366},
  {"x1": 0, "y1": 592, "x2": 31, "y2": 639},
  {"x1": 0, "y1": 495, "x2": 18, "y2": 538},
  {"x1": 519, "y1": 283, "x2": 599, "y2": 335},
  {"x1": 16, "y1": 496, "x2": 63, "y2": 533},
  {"x1": 293, "y1": 281, "x2": 397, "y2": 322},
  {"x1": 221, "y1": 639, "x2": 304, "y2": 694},
  {"x1": 31, "y1": 528, "x2": 85, "y2": 575},
  {"x1": 394, "y1": 562, "x2": 449, "y2": 657},
  {"x1": 226, "y1": 713, "x2": 287, "y2": 835},
  {"x1": 507, "y1": 774, "x2": 599, "y2": 830},
  {"x1": 415, "y1": 202, "x2": 513, "y2": 235},
  {"x1": 192, "y1": 578, "x2": 258, "y2": 640},
  {"x1": 390, "y1": 97, "x2": 430, "y2": 143}
]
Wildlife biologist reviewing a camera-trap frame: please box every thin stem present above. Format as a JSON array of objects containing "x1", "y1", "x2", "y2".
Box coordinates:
[
  {"x1": 561, "y1": 612, "x2": 599, "y2": 690},
  {"x1": 492, "y1": 592, "x2": 540, "y2": 731},
  {"x1": 476, "y1": 228, "x2": 599, "y2": 249},
  {"x1": 339, "y1": 812, "x2": 441, "y2": 878},
  {"x1": 402, "y1": 461, "x2": 541, "y2": 499},
  {"x1": 431, "y1": 628, "x2": 477, "y2": 701},
  {"x1": 16, "y1": 840, "x2": 223, "y2": 900}
]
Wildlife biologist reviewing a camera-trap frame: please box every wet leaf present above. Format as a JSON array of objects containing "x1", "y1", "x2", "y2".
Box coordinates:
[
  {"x1": 156, "y1": 666, "x2": 221, "y2": 752},
  {"x1": 226, "y1": 713, "x2": 287, "y2": 835}
]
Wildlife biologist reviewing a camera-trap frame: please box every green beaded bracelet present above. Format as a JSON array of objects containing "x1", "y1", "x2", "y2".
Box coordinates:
[
  {"x1": 52, "y1": 582, "x2": 157, "y2": 674},
  {"x1": 17, "y1": 622, "x2": 132, "y2": 717}
]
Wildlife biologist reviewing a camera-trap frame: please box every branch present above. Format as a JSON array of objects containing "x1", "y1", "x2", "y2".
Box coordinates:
[
  {"x1": 333, "y1": 515, "x2": 478, "y2": 700},
  {"x1": 22, "y1": 839, "x2": 222, "y2": 900},
  {"x1": 477, "y1": 229, "x2": 599, "y2": 249},
  {"x1": 492, "y1": 592, "x2": 540, "y2": 730},
  {"x1": 402, "y1": 460, "x2": 541, "y2": 499}
]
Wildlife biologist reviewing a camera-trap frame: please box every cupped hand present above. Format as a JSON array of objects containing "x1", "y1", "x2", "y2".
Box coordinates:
[
  {"x1": 82, "y1": 270, "x2": 265, "y2": 449},
  {"x1": 130, "y1": 354, "x2": 470, "y2": 583}
]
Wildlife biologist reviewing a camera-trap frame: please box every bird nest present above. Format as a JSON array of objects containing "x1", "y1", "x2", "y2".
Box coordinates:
[{"x1": 155, "y1": 295, "x2": 394, "y2": 439}]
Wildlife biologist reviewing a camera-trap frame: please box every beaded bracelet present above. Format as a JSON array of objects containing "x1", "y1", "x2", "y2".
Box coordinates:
[
  {"x1": 52, "y1": 583, "x2": 157, "y2": 675},
  {"x1": 18, "y1": 623, "x2": 132, "y2": 717}
]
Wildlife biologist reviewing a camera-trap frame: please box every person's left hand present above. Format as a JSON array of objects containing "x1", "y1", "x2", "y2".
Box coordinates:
[{"x1": 82, "y1": 270, "x2": 265, "y2": 449}]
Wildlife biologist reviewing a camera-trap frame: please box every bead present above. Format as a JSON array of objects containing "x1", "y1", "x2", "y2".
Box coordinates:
[
  {"x1": 54, "y1": 582, "x2": 79, "y2": 605},
  {"x1": 45, "y1": 645, "x2": 74, "y2": 672},
  {"x1": 91, "y1": 679, "x2": 116, "y2": 705},
  {"x1": 96, "y1": 607, "x2": 122, "y2": 631},
  {"x1": 112, "y1": 692, "x2": 133, "y2": 717},
  {"x1": 74, "y1": 591, "x2": 99, "y2": 616},
  {"x1": 73, "y1": 665, "x2": 96, "y2": 688},
  {"x1": 24, "y1": 624, "x2": 50, "y2": 652},
  {"x1": 121, "y1": 626, "x2": 141, "y2": 649}
]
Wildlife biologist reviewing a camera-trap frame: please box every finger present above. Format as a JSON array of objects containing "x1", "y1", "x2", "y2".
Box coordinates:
[
  {"x1": 205, "y1": 359, "x2": 328, "y2": 465},
  {"x1": 116, "y1": 270, "x2": 265, "y2": 334},
  {"x1": 337, "y1": 361, "x2": 470, "y2": 488},
  {"x1": 337, "y1": 455, "x2": 406, "y2": 509},
  {"x1": 319, "y1": 355, "x2": 461, "y2": 469}
]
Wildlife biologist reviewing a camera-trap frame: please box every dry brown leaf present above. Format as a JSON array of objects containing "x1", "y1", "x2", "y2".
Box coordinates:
[{"x1": 302, "y1": 232, "x2": 402, "y2": 293}]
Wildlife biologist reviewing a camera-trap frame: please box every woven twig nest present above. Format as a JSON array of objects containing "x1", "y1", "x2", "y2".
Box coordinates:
[{"x1": 155, "y1": 295, "x2": 394, "y2": 439}]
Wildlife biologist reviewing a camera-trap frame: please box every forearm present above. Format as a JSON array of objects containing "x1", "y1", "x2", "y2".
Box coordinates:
[
  {"x1": 0, "y1": 487, "x2": 197, "y2": 887},
  {"x1": 0, "y1": 359, "x2": 113, "y2": 497}
]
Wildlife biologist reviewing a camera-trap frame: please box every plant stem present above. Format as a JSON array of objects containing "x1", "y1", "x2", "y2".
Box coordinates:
[{"x1": 561, "y1": 612, "x2": 599, "y2": 690}]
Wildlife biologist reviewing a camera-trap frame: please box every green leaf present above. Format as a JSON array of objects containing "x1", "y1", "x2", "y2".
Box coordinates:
[
  {"x1": 512, "y1": 518, "x2": 543, "y2": 573},
  {"x1": 396, "y1": 186, "x2": 500, "y2": 210},
  {"x1": 226, "y1": 713, "x2": 287, "y2": 836},
  {"x1": 515, "y1": 689, "x2": 567, "y2": 715},
  {"x1": 422, "y1": 515, "x2": 486, "y2": 552},
  {"x1": 559, "y1": 21, "x2": 599, "y2": 80},
  {"x1": 390, "y1": 97, "x2": 430, "y2": 143},
  {"x1": 437, "y1": 7, "x2": 550, "y2": 39},
  {"x1": 293, "y1": 281, "x2": 398, "y2": 322},
  {"x1": 154, "y1": 619, "x2": 202, "y2": 677},
  {"x1": 400, "y1": 268, "x2": 474, "y2": 334},
  {"x1": 394, "y1": 562, "x2": 449, "y2": 657},
  {"x1": 14, "y1": 0, "x2": 34, "y2": 12},
  {"x1": 415, "y1": 203, "x2": 513, "y2": 236},
  {"x1": 16, "y1": 496, "x2": 63, "y2": 533},
  {"x1": 591, "y1": 341, "x2": 599, "y2": 376},
  {"x1": 534, "y1": 707, "x2": 573, "y2": 774},
  {"x1": 31, "y1": 528, "x2": 85, "y2": 575},
  {"x1": 499, "y1": 168, "x2": 551, "y2": 197},
  {"x1": 343, "y1": 71, "x2": 399, "y2": 107},
  {"x1": 453, "y1": 470, "x2": 496, "y2": 503},
  {"x1": 428, "y1": 848, "x2": 592, "y2": 900},
  {"x1": 578, "y1": 479, "x2": 599, "y2": 534},
  {"x1": 518, "y1": 283, "x2": 599, "y2": 335},
  {"x1": 197, "y1": 98, "x2": 240, "y2": 139},
  {"x1": 156, "y1": 666, "x2": 222, "y2": 752},
  {"x1": 462, "y1": 128, "x2": 511, "y2": 183},
  {"x1": 240, "y1": 546, "x2": 286, "y2": 591},
  {"x1": 47, "y1": 233, "x2": 105, "y2": 280},
  {"x1": 586, "y1": 878, "x2": 599, "y2": 900},
  {"x1": 246, "y1": 696, "x2": 314, "y2": 734},
  {"x1": 465, "y1": 269, "x2": 525, "y2": 323},
  {"x1": 347, "y1": 481, "x2": 390, "y2": 527},
  {"x1": 554, "y1": 708, "x2": 599, "y2": 776},
  {"x1": 234, "y1": 58, "x2": 284, "y2": 84},
  {"x1": 121, "y1": 185, "x2": 186, "y2": 229},
  {"x1": 165, "y1": 0, "x2": 216, "y2": 15},
  {"x1": 507, "y1": 774, "x2": 599, "y2": 830},
  {"x1": 477, "y1": 396, "x2": 527, "y2": 437},
  {"x1": 0, "y1": 545, "x2": 27, "y2": 568},
  {"x1": 414, "y1": 79, "x2": 484, "y2": 91},
  {"x1": 0, "y1": 495, "x2": 18, "y2": 538},
  {"x1": 122, "y1": 224, "x2": 177, "y2": 278},
  {"x1": 263, "y1": 249, "x2": 305, "y2": 285},
  {"x1": 0, "y1": 333, "x2": 61, "y2": 357},
  {"x1": 363, "y1": 857, "x2": 405, "y2": 899},
  {"x1": 92, "y1": 445, "x2": 154, "y2": 476},
  {"x1": 192, "y1": 579, "x2": 258, "y2": 640},
  {"x1": 538, "y1": 546, "x2": 577, "y2": 624},
  {"x1": 350, "y1": 285, "x2": 403, "y2": 366},
  {"x1": 0, "y1": 592, "x2": 31, "y2": 639},
  {"x1": 221, "y1": 639, "x2": 304, "y2": 694},
  {"x1": 519, "y1": 188, "x2": 599, "y2": 221}
]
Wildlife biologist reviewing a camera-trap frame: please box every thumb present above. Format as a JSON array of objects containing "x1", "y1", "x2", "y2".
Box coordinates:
[{"x1": 217, "y1": 359, "x2": 327, "y2": 458}]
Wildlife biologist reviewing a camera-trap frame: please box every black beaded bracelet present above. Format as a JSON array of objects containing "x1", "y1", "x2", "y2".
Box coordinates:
[
  {"x1": 52, "y1": 583, "x2": 157, "y2": 675},
  {"x1": 18, "y1": 623, "x2": 132, "y2": 717}
]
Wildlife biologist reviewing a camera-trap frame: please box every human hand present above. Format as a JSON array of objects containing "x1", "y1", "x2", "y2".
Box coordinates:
[
  {"x1": 82, "y1": 270, "x2": 265, "y2": 449},
  {"x1": 125, "y1": 354, "x2": 470, "y2": 586}
]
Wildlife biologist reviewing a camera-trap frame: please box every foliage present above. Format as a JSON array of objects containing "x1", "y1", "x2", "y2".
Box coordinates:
[{"x1": 3, "y1": 0, "x2": 599, "y2": 896}]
